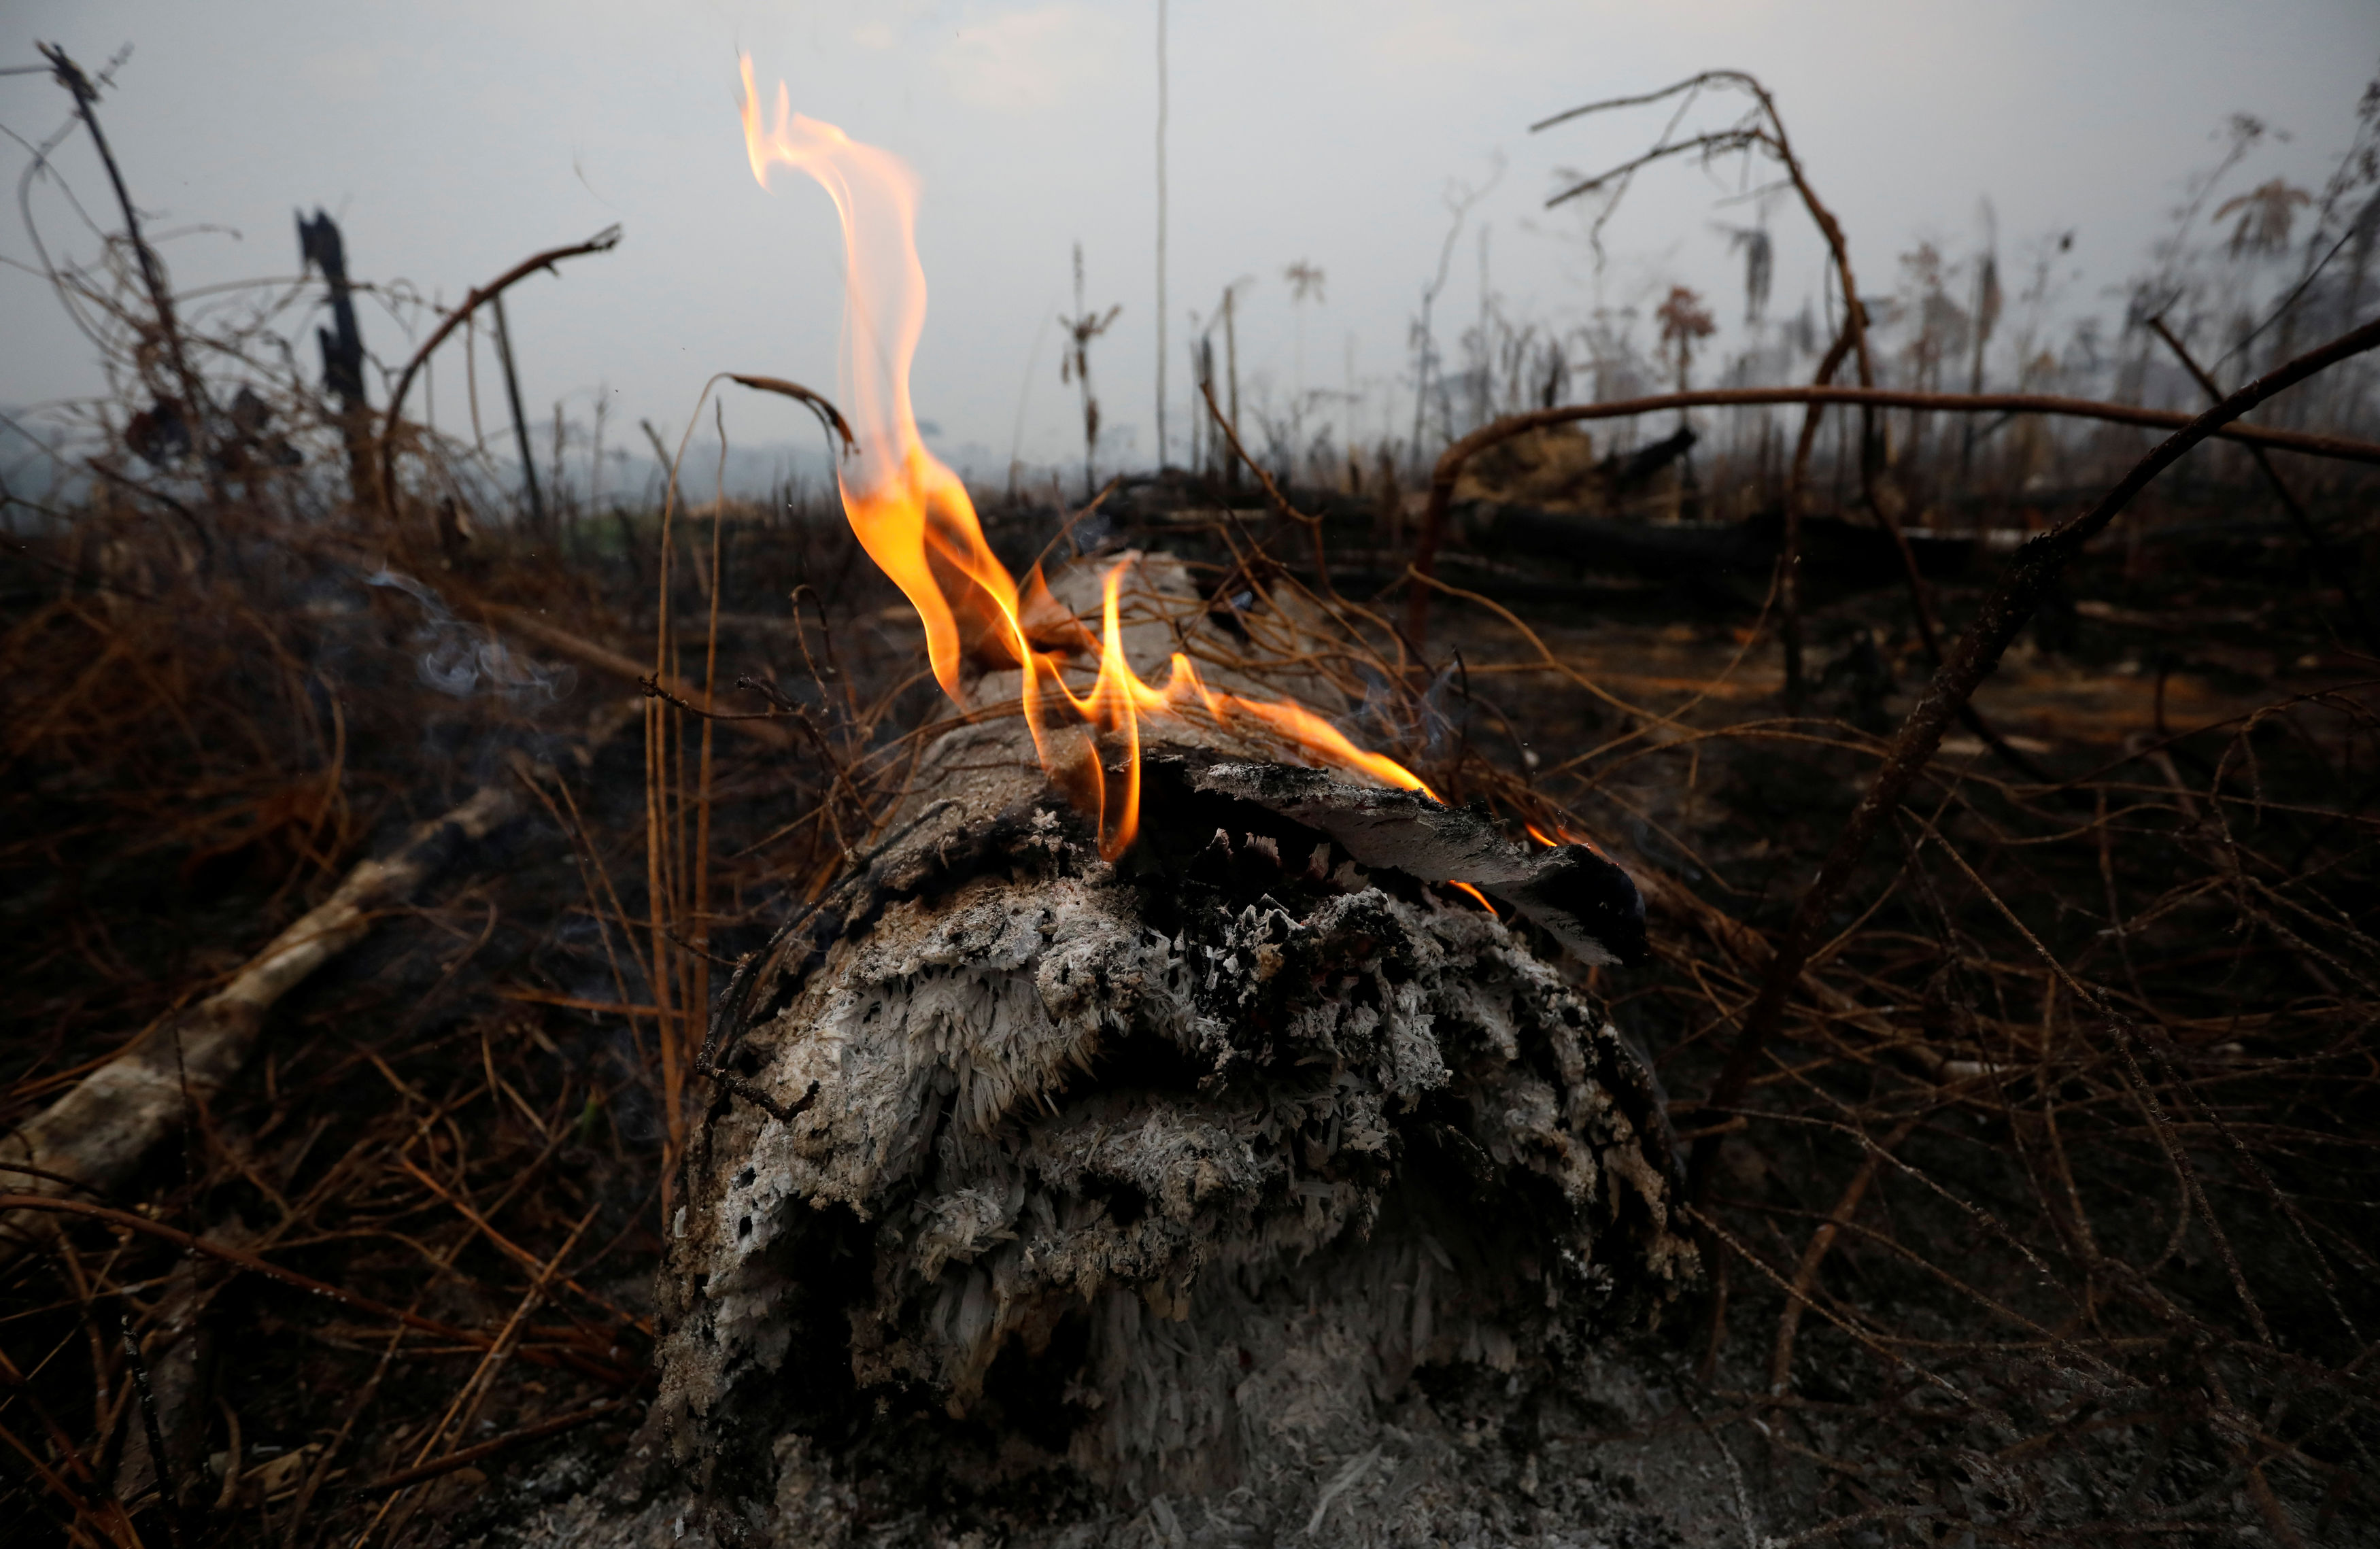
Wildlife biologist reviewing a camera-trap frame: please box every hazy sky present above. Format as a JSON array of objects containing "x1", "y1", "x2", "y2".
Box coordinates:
[{"x1": 3, "y1": 1, "x2": 2373, "y2": 479}]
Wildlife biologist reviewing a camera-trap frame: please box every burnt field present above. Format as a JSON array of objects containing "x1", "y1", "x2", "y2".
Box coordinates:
[
  {"x1": 10, "y1": 453, "x2": 2380, "y2": 1546},
  {"x1": 5, "y1": 41, "x2": 2380, "y2": 1549}
]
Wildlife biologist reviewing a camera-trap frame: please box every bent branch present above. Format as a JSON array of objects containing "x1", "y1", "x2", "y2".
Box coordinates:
[{"x1": 377, "y1": 225, "x2": 624, "y2": 518}]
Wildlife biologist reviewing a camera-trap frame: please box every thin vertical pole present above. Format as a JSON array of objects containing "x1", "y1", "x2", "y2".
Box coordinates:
[
  {"x1": 491, "y1": 292, "x2": 547, "y2": 534},
  {"x1": 1154, "y1": 0, "x2": 1169, "y2": 472},
  {"x1": 1224, "y1": 288, "x2": 1240, "y2": 489}
]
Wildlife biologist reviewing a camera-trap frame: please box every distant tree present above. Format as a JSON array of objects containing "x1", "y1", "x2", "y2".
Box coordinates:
[
  {"x1": 1654, "y1": 284, "x2": 1716, "y2": 516},
  {"x1": 1720, "y1": 225, "x2": 1773, "y2": 324},
  {"x1": 1654, "y1": 284, "x2": 1716, "y2": 395},
  {"x1": 2217, "y1": 179, "x2": 2314, "y2": 258},
  {"x1": 1284, "y1": 259, "x2": 1325, "y2": 439},
  {"x1": 1898, "y1": 242, "x2": 1972, "y2": 393},
  {"x1": 1059, "y1": 242, "x2": 1122, "y2": 500}
]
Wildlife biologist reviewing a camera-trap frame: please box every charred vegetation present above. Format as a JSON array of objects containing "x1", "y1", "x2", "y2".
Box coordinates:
[{"x1": 3, "y1": 39, "x2": 2379, "y2": 1549}]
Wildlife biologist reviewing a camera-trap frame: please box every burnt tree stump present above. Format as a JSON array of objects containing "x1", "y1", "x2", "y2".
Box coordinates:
[{"x1": 517, "y1": 560, "x2": 1703, "y2": 1548}]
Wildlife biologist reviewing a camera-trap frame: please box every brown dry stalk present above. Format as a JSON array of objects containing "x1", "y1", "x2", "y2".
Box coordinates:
[
  {"x1": 0, "y1": 1412, "x2": 142, "y2": 1547},
  {"x1": 353, "y1": 1204, "x2": 602, "y2": 1546},
  {"x1": 1767, "y1": 1112, "x2": 1925, "y2": 1397},
  {"x1": 726, "y1": 373, "x2": 857, "y2": 455},
  {"x1": 480, "y1": 605, "x2": 794, "y2": 751},
  {"x1": 390, "y1": 1155, "x2": 653, "y2": 1335}
]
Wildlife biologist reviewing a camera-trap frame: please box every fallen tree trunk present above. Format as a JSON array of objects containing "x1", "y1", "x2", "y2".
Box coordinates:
[
  {"x1": 0, "y1": 700, "x2": 634, "y2": 1266},
  {"x1": 522, "y1": 558, "x2": 1708, "y2": 1548},
  {"x1": 1403, "y1": 382, "x2": 2380, "y2": 649}
]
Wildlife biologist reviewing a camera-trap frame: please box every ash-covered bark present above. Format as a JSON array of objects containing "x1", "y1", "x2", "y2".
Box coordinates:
[
  {"x1": 494, "y1": 556, "x2": 1707, "y2": 1547},
  {"x1": 528, "y1": 730, "x2": 1696, "y2": 1548}
]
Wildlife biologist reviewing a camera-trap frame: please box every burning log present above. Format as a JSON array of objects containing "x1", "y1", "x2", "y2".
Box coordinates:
[
  {"x1": 515, "y1": 79, "x2": 1699, "y2": 1543},
  {"x1": 509, "y1": 556, "x2": 1694, "y2": 1546}
]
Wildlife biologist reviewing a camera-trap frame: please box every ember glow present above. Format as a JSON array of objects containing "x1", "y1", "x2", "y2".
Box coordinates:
[{"x1": 738, "y1": 58, "x2": 1431, "y2": 859}]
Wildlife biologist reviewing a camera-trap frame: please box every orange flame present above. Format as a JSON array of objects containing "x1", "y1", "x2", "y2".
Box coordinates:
[
  {"x1": 1527, "y1": 819, "x2": 1610, "y2": 859},
  {"x1": 738, "y1": 58, "x2": 1431, "y2": 860}
]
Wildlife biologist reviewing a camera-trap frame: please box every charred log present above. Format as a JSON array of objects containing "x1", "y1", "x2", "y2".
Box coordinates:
[
  {"x1": 517, "y1": 698, "x2": 1693, "y2": 1546},
  {"x1": 1458, "y1": 502, "x2": 1979, "y2": 605}
]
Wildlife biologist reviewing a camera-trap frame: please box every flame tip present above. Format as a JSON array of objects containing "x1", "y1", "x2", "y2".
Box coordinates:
[{"x1": 743, "y1": 71, "x2": 1431, "y2": 859}]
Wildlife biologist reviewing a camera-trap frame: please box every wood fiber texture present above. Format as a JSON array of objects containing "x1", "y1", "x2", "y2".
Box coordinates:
[{"x1": 505, "y1": 558, "x2": 1712, "y2": 1546}]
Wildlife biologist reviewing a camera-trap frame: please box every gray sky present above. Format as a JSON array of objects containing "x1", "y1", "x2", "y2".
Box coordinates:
[{"x1": 3, "y1": 1, "x2": 2373, "y2": 480}]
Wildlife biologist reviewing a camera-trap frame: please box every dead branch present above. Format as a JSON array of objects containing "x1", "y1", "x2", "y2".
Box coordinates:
[
  {"x1": 0, "y1": 700, "x2": 635, "y2": 1265},
  {"x1": 726, "y1": 373, "x2": 856, "y2": 457},
  {"x1": 375, "y1": 225, "x2": 624, "y2": 518},
  {"x1": 1532, "y1": 69, "x2": 1882, "y2": 454},
  {"x1": 1686, "y1": 311, "x2": 2380, "y2": 1206},
  {"x1": 2147, "y1": 313, "x2": 2379, "y2": 652},
  {"x1": 38, "y1": 44, "x2": 224, "y2": 513},
  {"x1": 1781, "y1": 319, "x2": 1860, "y2": 708}
]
